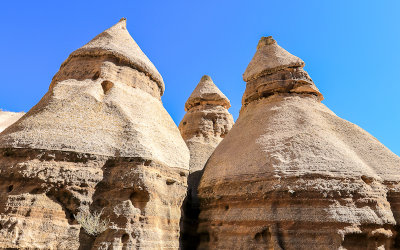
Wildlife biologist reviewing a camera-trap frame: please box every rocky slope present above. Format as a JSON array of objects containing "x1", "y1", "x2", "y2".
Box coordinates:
[
  {"x1": 0, "y1": 18, "x2": 189, "y2": 249},
  {"x1": 178, "y1": 75, "x2": 234, "y2": 249},
  {"x1": 197, "y1": 36, "x2": 400, "y2": 250}
]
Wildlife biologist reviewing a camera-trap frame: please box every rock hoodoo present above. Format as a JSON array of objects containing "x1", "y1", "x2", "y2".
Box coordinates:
[
  {"x1": 0, "y1": 19, "x2": 189, "y2": 249},
  {"x1": 178, "y1": 75, "x2": 234, "y2": 249},
  {"x1": 197, "y1": 36, "x2": 400, "y2": 249},
  {"x1": 0, "y1": 110, "x2": 24, "y2": 133}
]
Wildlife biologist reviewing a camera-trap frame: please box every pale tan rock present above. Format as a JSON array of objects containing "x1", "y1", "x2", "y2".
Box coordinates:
[
  {"x1": 179, "y1": 75, "x2": 234, "y2": 249},
  {"x1": 184, "y1": 75, "x2": 231, "y2": 111},
  {"x1": 0, "y1": 18, "x2": 186, "y2": 169},
  {"x1": 0, "y1": 19, "x2": 189, "y2": 249},
  {"x1": 0, "y1": 110, "x2": 24, "y2": 133},
  {"x1": 198, "y1": 37, "x2": 400, "y2": 250},
  {"x1": 243, "y1": 36, "x2": 304, "y2": 82},
  {"x1": 53, "y1": 18, "x2": 164, "y2": 94}
]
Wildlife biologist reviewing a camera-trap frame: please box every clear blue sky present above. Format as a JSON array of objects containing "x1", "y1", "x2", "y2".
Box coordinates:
[{"x1": 1, "y1": 1, "x2": 399, "y2": 156}]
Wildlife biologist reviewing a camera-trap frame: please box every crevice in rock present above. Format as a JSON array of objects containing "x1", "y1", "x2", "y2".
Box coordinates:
[
  {"x1": 361, "y1": 175, "x2": 374, "y2": 185},
  {"x1": 179, "y1": 169, "x2": 204, "y2": 250},
  {"x1": 46, "y1": 188, "x2": 80, "y2": 225},
  {"x1": 342, "y1": 232, "x2": 368, "y2": 249},
  {"x1": 92, "y1": 71, "x2": 100, "y2": 80},
  {"x1": 121, "y1": 233, "x2": 129, "y2": 244},
  {"x1": 255, "y1": 226, "x2": 273, "y2": 249}
]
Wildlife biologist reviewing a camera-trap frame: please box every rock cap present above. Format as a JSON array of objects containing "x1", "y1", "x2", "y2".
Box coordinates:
[
  {"x1": 243, "y1": 36, "x2": 305, "y2": 82},
  {"x1": 62, "y1": 18, "x2": 165, "y2": 93},
  {"x1": 185, "y1": 75, "x2": 230, "y2": 111}
]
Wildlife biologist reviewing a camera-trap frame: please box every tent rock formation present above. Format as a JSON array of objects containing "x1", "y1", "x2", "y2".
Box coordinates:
[
  {"x1": 0, "y1": 18, "x2": 189, "y2": 249},
  {"x1": 178, "y1": 75, "x2": 234, "y2": 249},
  {"x1": 197, "y1": 36, "x2": 400, "y2": 250}
]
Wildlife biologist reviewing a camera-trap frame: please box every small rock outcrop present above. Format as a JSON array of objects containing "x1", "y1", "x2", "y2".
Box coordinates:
[
  {"x1": 0, "y1": 19, "x2": 189, "y2": 249},
  {"x1": 178, "y1": 75, "x2": 234, "y2": 249},
  {"x1": 197, "y1": 36, "x2": 400, "y2": 249},
  {"x1": 0, "y1": 110, "x2": 24, "y2": 133}
]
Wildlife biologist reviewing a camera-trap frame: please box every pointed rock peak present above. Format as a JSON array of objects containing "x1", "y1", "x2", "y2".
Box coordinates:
[
  {"x1": 185, "y1": 75, "x2": 231, "y2": 111},
  {"x1": 242, "y1": 37, "x2": 323, "y2": 104},
  {"x1": 257, "y1": 36, "x2": 276, "y2": 48},
  {"x1": 63, "y1": 18, "x2": 165, "y2": 94},
  {"x1": 243, "y1": 36, "x2": 305, "y2": 82}
]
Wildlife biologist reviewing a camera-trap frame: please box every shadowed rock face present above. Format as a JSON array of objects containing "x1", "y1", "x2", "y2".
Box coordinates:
[
  {"x1": 178, "y1": 75, "x2": 234, "y2": 249},
  {"x1": 0, "y1": 111, "x2": 24, "y2": 133},
  {"x1": 0, "y1": 19, "x2": 190, "y2": 249},
  {"x1": 197, "y1": 37, "x2": 400, "y2": 250}
]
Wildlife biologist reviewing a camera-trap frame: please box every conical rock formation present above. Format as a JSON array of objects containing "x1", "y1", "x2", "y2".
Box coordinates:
[
  {"x1": 0, "y1": 110, "x2": 24, "y2": 133},
  {"x1": 0, "y1": 19, "x2": 189, "y2": 249},
  {"x1": 179, "y1": 75, "x2": 234, "y2": 249},
  {"x1": 197, "y1": 37, "x2": 400, "y2": 249}
]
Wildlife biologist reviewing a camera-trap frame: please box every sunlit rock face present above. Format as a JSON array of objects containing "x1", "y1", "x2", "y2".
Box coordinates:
[
  {"x1": 178, "y1": 75, "x2": 234, "y2": 249},
  {"x1": 0, "y1": 111, "x2": 24, "y2": 133},
  {"x1": 197, "y1": 36, "x2": 400, "y2": 250},
  {"x1": 0, "y1": 19, "x2": 189, "y2": 249}
]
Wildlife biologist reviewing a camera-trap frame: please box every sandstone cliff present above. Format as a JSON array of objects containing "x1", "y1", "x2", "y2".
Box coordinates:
[
  {"x1": 0, "y1": 18, "x2": 190, "y2": 249},
  {"x1": 197, "y1": 36, "x2": 400, "y2": 250},
  {"x1": 0, "y1": 110, "x2": 24, "y2": 133},
  {"x1": 178, "y1": 75, "x2": 234, "y2": 249}
]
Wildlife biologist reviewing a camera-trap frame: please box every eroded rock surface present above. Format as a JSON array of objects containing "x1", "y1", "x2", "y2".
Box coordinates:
[
  {"x1": 179, "y1": 75, "x2": 234, "y2": 249},
  {"x1": 0, "y1": 18, "x2": 189, "y2": 249},
  {"x1": 197, "y1": 37, "x2": 400, "y2": 250},
  {"x1": 0, "y1": 110, "x2": 24, "y2": 133}
]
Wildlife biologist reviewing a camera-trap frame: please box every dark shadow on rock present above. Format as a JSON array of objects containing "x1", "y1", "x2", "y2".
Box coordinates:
[
  {"x1": 179, "y1": 169, "x2": 204, "y2": 250},
  {"x1": 78, "y1": 230, "x2": 96, "y2": 250}
]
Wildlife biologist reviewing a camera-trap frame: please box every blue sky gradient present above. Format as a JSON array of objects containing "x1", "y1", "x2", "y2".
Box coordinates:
[{"x1": 1, "y1": 1, "x2": 399, "y2": 155}]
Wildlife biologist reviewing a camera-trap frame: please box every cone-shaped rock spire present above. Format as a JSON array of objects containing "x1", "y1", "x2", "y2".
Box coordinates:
[
  {"x1": 243, "y1": 36, "x2": 304, "y2": 81},
  {"x1": 179, "y1": 75, "x2": 234, "y2": 249},
  {"x1": 0, "y1": 19, "x2": 183, "y2": 162},
  {"x1": 0, "y1": 19, "x2": 189, "y2": 249},
  {"x1": 49, "y1": 18, "x2": 164, "y2": 99},
  {"x1": 60, "y1": 18, "x2": 164, "y2": 93},
  {"x1": 185, "y1": 75, "x2": 230, "y2": 111},
  {"x1": 242, "y1": 36, "x2": 323, "y2": 105},
  {"x1": 198, "y1": 37, "x2": 400, "y2": 249},
  {"x1": 180, "y1": 75, "x2": 234, "y2": 173}
]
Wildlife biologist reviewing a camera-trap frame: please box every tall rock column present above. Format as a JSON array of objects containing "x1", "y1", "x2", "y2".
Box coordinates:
[
  {"x1": 0, "y1": 19, "x2": 190, "y2": 249},
  {"x1": 197, "y1": 36, "x2": 400, "y2": 249},
  {"x1": 178, "y1": 75, "x2": 234, "y2": 249}
]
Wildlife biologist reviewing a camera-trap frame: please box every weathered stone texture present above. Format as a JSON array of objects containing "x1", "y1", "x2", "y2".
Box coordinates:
[
  {"x1": 0, "y1": 18, "x2": 189, "y2": 249},
  {"x1": 197, "y1": 37, "x2": 400, "y2": 250},
  {"x1": 179, "y1": 75, "x2": 234, "y2": 249}
]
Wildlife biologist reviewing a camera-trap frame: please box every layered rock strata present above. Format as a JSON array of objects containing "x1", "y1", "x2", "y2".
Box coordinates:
[
  {"x1": 197, "y1": 36, "x2": 400, "y2": 250},
  {"x1": 178, "y1": 75, "x2": 234, "y2": 249},
  {"x1": 0, "y1": 18, "x2": 190, "y2": 249},
  {"x1": 0, "y1": 110, "x2": 24, "y2": 133}
]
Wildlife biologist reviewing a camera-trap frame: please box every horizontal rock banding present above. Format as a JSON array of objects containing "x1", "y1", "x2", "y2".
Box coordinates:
[
  {"x1": 0, "y1": 19, "x2": 189, "y2": 249},
  {"x1": 198, "y1": 37, "x2": 400, "y2": 250}
]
